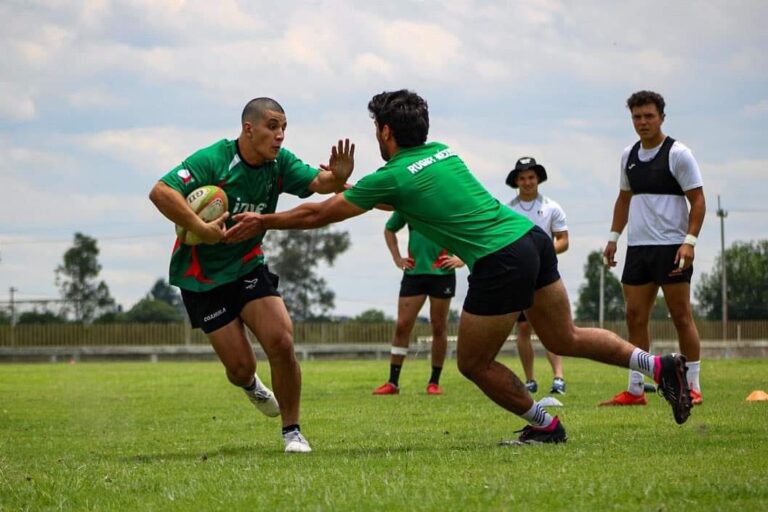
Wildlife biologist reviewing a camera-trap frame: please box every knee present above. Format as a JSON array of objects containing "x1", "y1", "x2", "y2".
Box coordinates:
[
  {"x1": 669, "y1": 307, "x2": 694, "y2": 329},
  {"x1": 226, "y1": 361, "x2": 256, "y2": 386},
  {"x1": 431, "y1": 321, "x2": 447, "y2": 338},
  {"x1": 263, "y1": 332, "x2": 297, "y2": 364},
  {"x1": 625, "y1": 306, "x2": 647, "y2": 327},
  {"x1": 456, "y1": 355, "x2": 482, "y2": 382}
]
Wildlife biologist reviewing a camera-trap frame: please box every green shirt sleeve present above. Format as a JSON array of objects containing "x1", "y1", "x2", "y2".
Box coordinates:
[
  {"x1": 385, "y1": 211, "x2": 406, "y2": 232},
  {"x1": 278, "y1": 148, "x2": 320, "y2": 199},
  {"x1": 160, "y1": 141, "x2": 221, "y2": 196},
  {"x1": 344, "y1": 169, "x2": 399, "y2": 210}
]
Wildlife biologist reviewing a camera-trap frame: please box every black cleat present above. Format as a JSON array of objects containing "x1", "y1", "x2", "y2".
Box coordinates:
[
  {"x1": 501, "y1": 416, "x2": 568, "y2": 445},
  {"x1": 657, "y1": 354, "x2": 692, "y2": 425},
  {"x1": 525, "y1": 380, "x2": 538, "y2": 394}
]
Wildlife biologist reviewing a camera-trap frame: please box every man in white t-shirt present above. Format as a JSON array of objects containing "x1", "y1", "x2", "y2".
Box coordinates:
[
  {"x1": 601, "y1": 90, "x2": 706, "y2": 407},
  {"x1": 506, "y1": 157, "x2": 569, "y2": 395}
]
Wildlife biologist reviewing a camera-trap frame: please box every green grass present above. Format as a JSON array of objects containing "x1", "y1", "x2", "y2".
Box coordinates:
[{"x1": 1, "y1": 357, "x2": 766, "y2": 511}]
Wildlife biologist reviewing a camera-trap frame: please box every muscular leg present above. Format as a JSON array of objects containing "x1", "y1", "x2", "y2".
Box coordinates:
[
  {"x1": 661, "y1": 282, "x2": 700, "y2": 361},
  {"x1": 240, "y1": 296, "x2": 301, "y2": 428},
  {"x1": 524, "y1": 279, "x2": 636, "y2": 367},
  {"x1": 207, "y1": 319, "x2": 258, "y2": 387},
  {"x1": 516, "y1": 321, "x2": 536, "y2": 382},
  {"x1": 623, "y1": 283, "x2": 659, "y2": 351},
  {"x1": 456, "y1": 310, "x2": 534, "y2": 414},
  {"x1": 391, "y1": 294, "x2": 428, "y2": 364},
  {"x1": 428, "y1": 296, "x2": 451, "y2": 368}
]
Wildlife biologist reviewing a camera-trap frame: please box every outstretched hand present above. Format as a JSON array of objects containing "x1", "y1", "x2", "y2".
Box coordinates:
[
  {"x1": 328, "y1": 138, "x2": 355, "y2": 183},
  {"x1": 223, "y1": 212, "x2": 266, "y2": 244}
]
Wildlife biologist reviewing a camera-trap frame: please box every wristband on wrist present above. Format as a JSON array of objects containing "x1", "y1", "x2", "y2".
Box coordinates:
[
  {"x1": 608, "y1": 231, "x2": 620, "y2": 243},
  {"x1": 684, "y1": 234, "x2": 698, "y2": 247}
]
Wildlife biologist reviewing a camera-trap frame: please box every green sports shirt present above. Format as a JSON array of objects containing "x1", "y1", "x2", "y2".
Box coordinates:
[
  {"x1": 159, "y1": 138, "x2": 319, "y2": 292},
  {"x1": 345, "y1": 142, "x2": 534, "y2": 270},
  {"x1": 386, "y1": 211, "x2": 454, "y2": 276}
]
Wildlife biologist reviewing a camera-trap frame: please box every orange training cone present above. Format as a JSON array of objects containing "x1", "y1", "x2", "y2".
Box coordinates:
[{"x1": 746, "y1": 390, "x2": 768, "y2": 401}]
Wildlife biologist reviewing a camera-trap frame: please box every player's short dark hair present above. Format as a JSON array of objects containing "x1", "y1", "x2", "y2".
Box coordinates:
[
  {"x1": 626, "y1": 90, "x2": 665, "y2": 116},
  {"x1": 242, "y1": 97, "x2": 284, "y2": 124},
  {"x1": 368, "y1": 90, "x2": 429, "y2": 147}
]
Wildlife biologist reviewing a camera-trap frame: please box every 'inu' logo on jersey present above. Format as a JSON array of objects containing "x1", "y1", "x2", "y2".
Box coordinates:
[{"x1": 232, "y1": 200, "x2": 268, "y2": 214}]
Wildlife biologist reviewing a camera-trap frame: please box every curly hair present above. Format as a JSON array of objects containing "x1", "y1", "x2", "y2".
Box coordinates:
[
  {"x1": 626, "y1": 90, "x2": 665, "y2": 116},
  {"x1": 367, "y1": 90, "x2": 429, "y2": 147}
]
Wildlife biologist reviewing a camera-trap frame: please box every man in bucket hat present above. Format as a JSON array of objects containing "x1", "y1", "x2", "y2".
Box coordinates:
[{"x1": 506, "y1": 157, "x2": 569, "y2": 396}]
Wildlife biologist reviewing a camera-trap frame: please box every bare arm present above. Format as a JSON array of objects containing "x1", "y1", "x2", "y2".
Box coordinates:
[
  {"x1": 384, "y1": 228, "x2": 413, "y2": 270},
  {"x1": 148, "y1": 181, "x2": 228, "y2": 244},
  {"x1": 684, "y1": 186, "x2": 706, "y2": 238},
  {"x1": 673, "y1": 186, "x2": 706, "y2": 272},
  {"x1": 552, "y1": 230, "x2": 569, "y2": 254},
  {"x1": 307, "y1": 139, "x2": 355, "y2": 194},
  {"x1": 603, "y1": 189, "x2": 632, "y2": 267},
  {"x1": 224, "y1": 193, "x2": 366, "y2": 243}
]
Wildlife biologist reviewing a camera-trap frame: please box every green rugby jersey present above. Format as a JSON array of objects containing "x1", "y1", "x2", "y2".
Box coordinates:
[
  {"x1": 345, "y1": 142, "x2": 534, "y2": 270},
  {"x1": 160, "y1": 138, "x2": 319, "y2": 291},
  {"x1": 386, "y1": 211, "x2": 453, "y2": 276}
]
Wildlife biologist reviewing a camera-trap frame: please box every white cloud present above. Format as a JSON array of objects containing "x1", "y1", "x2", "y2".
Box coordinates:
[
  {"x1": 0, "y1": 82, "x2": 36, "y2": 121},
  {"x1": 744, "y1": 100, "x2": 768, "y2": 117}
]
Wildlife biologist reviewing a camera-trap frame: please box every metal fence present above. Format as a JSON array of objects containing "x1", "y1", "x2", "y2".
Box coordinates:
[{"x1": 1, "y1": 320, "x2": 767, "y2": 347}]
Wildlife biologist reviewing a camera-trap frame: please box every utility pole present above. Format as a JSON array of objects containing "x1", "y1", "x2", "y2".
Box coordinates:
[
  {"x1": 717, "y1": 195, "x2": 728, "y2": 341},
  {"x1": 599, "y1": 262, "x2": 605, "y2": 328},
  {"x1": 9, "y1": 286, "x2": 17, "y2": 347}
]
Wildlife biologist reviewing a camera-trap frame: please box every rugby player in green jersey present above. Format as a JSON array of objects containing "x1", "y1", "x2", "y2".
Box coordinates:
[
  {"x1": 150, "y1": 97, "x2": 355, "y2": 453},
  {"x1": 225, "y1": 90, "x2": 693, "y2": 444},
  {"x1": 372, "y1": 211, "x2": 464, "y2": 396}
]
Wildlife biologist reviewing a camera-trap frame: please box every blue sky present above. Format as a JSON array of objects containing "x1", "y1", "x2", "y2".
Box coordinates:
[{"x1": 1, "y1": 0, "x2": 766, "y2": 318}]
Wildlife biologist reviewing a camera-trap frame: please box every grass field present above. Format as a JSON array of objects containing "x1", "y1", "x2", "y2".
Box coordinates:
[{"x1": 1, "y1": 357, "x2": 766, "y2": 511}]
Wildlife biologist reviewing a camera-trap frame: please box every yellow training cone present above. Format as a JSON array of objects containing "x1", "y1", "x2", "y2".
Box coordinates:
[{"x1": 746, "y1": 390, "x2": 768, "y2": 401}]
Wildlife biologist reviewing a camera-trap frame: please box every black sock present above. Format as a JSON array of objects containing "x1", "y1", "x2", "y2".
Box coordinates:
[
  {"x1": 429, "y1": 366, "x2": 443, "y2": 385},
  {"x1": 242, "y1": 377, "x2": 256, "y2": 391},
  {"x1": 282, "y1": 424, "x2": 300, "y2": 435},
  {"x1": 389, "y1": 364, "x2": 403, "y2": 386}
]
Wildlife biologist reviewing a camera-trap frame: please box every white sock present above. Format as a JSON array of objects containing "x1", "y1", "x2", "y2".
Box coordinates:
[
  {"x1": 520, "y1": 401, "x2": 554, "y2": 428},
  {"x1": 627, "y1": 370, "x2": 646, "y2": 396},
  {"x1": 686, "y1": 360, "x2": 701, "y2": 392},
  {"x1": 627, "y1": 347, "x2": 659, "y2": 393}
]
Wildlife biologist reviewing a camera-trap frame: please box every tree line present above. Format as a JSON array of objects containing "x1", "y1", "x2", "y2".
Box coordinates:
[{"x1": 2, "y1": 232, "x2": 767, "y2": 325}]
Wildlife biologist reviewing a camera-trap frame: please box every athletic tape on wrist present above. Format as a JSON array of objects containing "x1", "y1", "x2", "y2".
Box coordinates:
[
  {"x1": 684, "y1": 234, "x2": 698, "y2": 247},
  {"x1": 608, "y1": 231, "x2": 620, "y2": 243},
  {"x1": 390, "y1": 346, "x2": 409, "y2": 356}
]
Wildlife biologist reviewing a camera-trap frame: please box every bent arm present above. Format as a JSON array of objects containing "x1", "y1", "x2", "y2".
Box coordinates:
[
  {"x1": 149, "y1": 181, "x2": 202, "y2": 230},
  {"x1": 552, "y1": 230, "x2": 569, "y2": 254},
  {"x1": 149, "y1": 181, "x2": 227, "y2": 243}
]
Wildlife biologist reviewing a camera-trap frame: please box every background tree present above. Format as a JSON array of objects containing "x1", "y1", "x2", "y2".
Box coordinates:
[
  {"x1": 264, "y1": 228, "x2": 350, "y2": 321},
  {"x1": 124, "y1": 298, "x2": 182, "y2": 323},
  {"x1": 55, "y1": 232, "x2": 116, "y2": 322},
  {"x1": 695, "y1": 239, "x2": 768, "y2": 320},
  {"x1": 353, "y1": 309, "x2": 390, "y2": 322},
  {"x1": 18, "y1": 310, "x2": 67, "y2": 325},
  {"x1": 575, "y1": 250, "x2": 625, "y2": 322},
  {"x1": 148, "y1": 278, "x2": 184, "y2": 315}
]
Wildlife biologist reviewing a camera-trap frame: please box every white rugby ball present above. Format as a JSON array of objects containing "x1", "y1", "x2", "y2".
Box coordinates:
[{"x1": 175, "y1": 185, "x2": 228, "y2": 245}]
